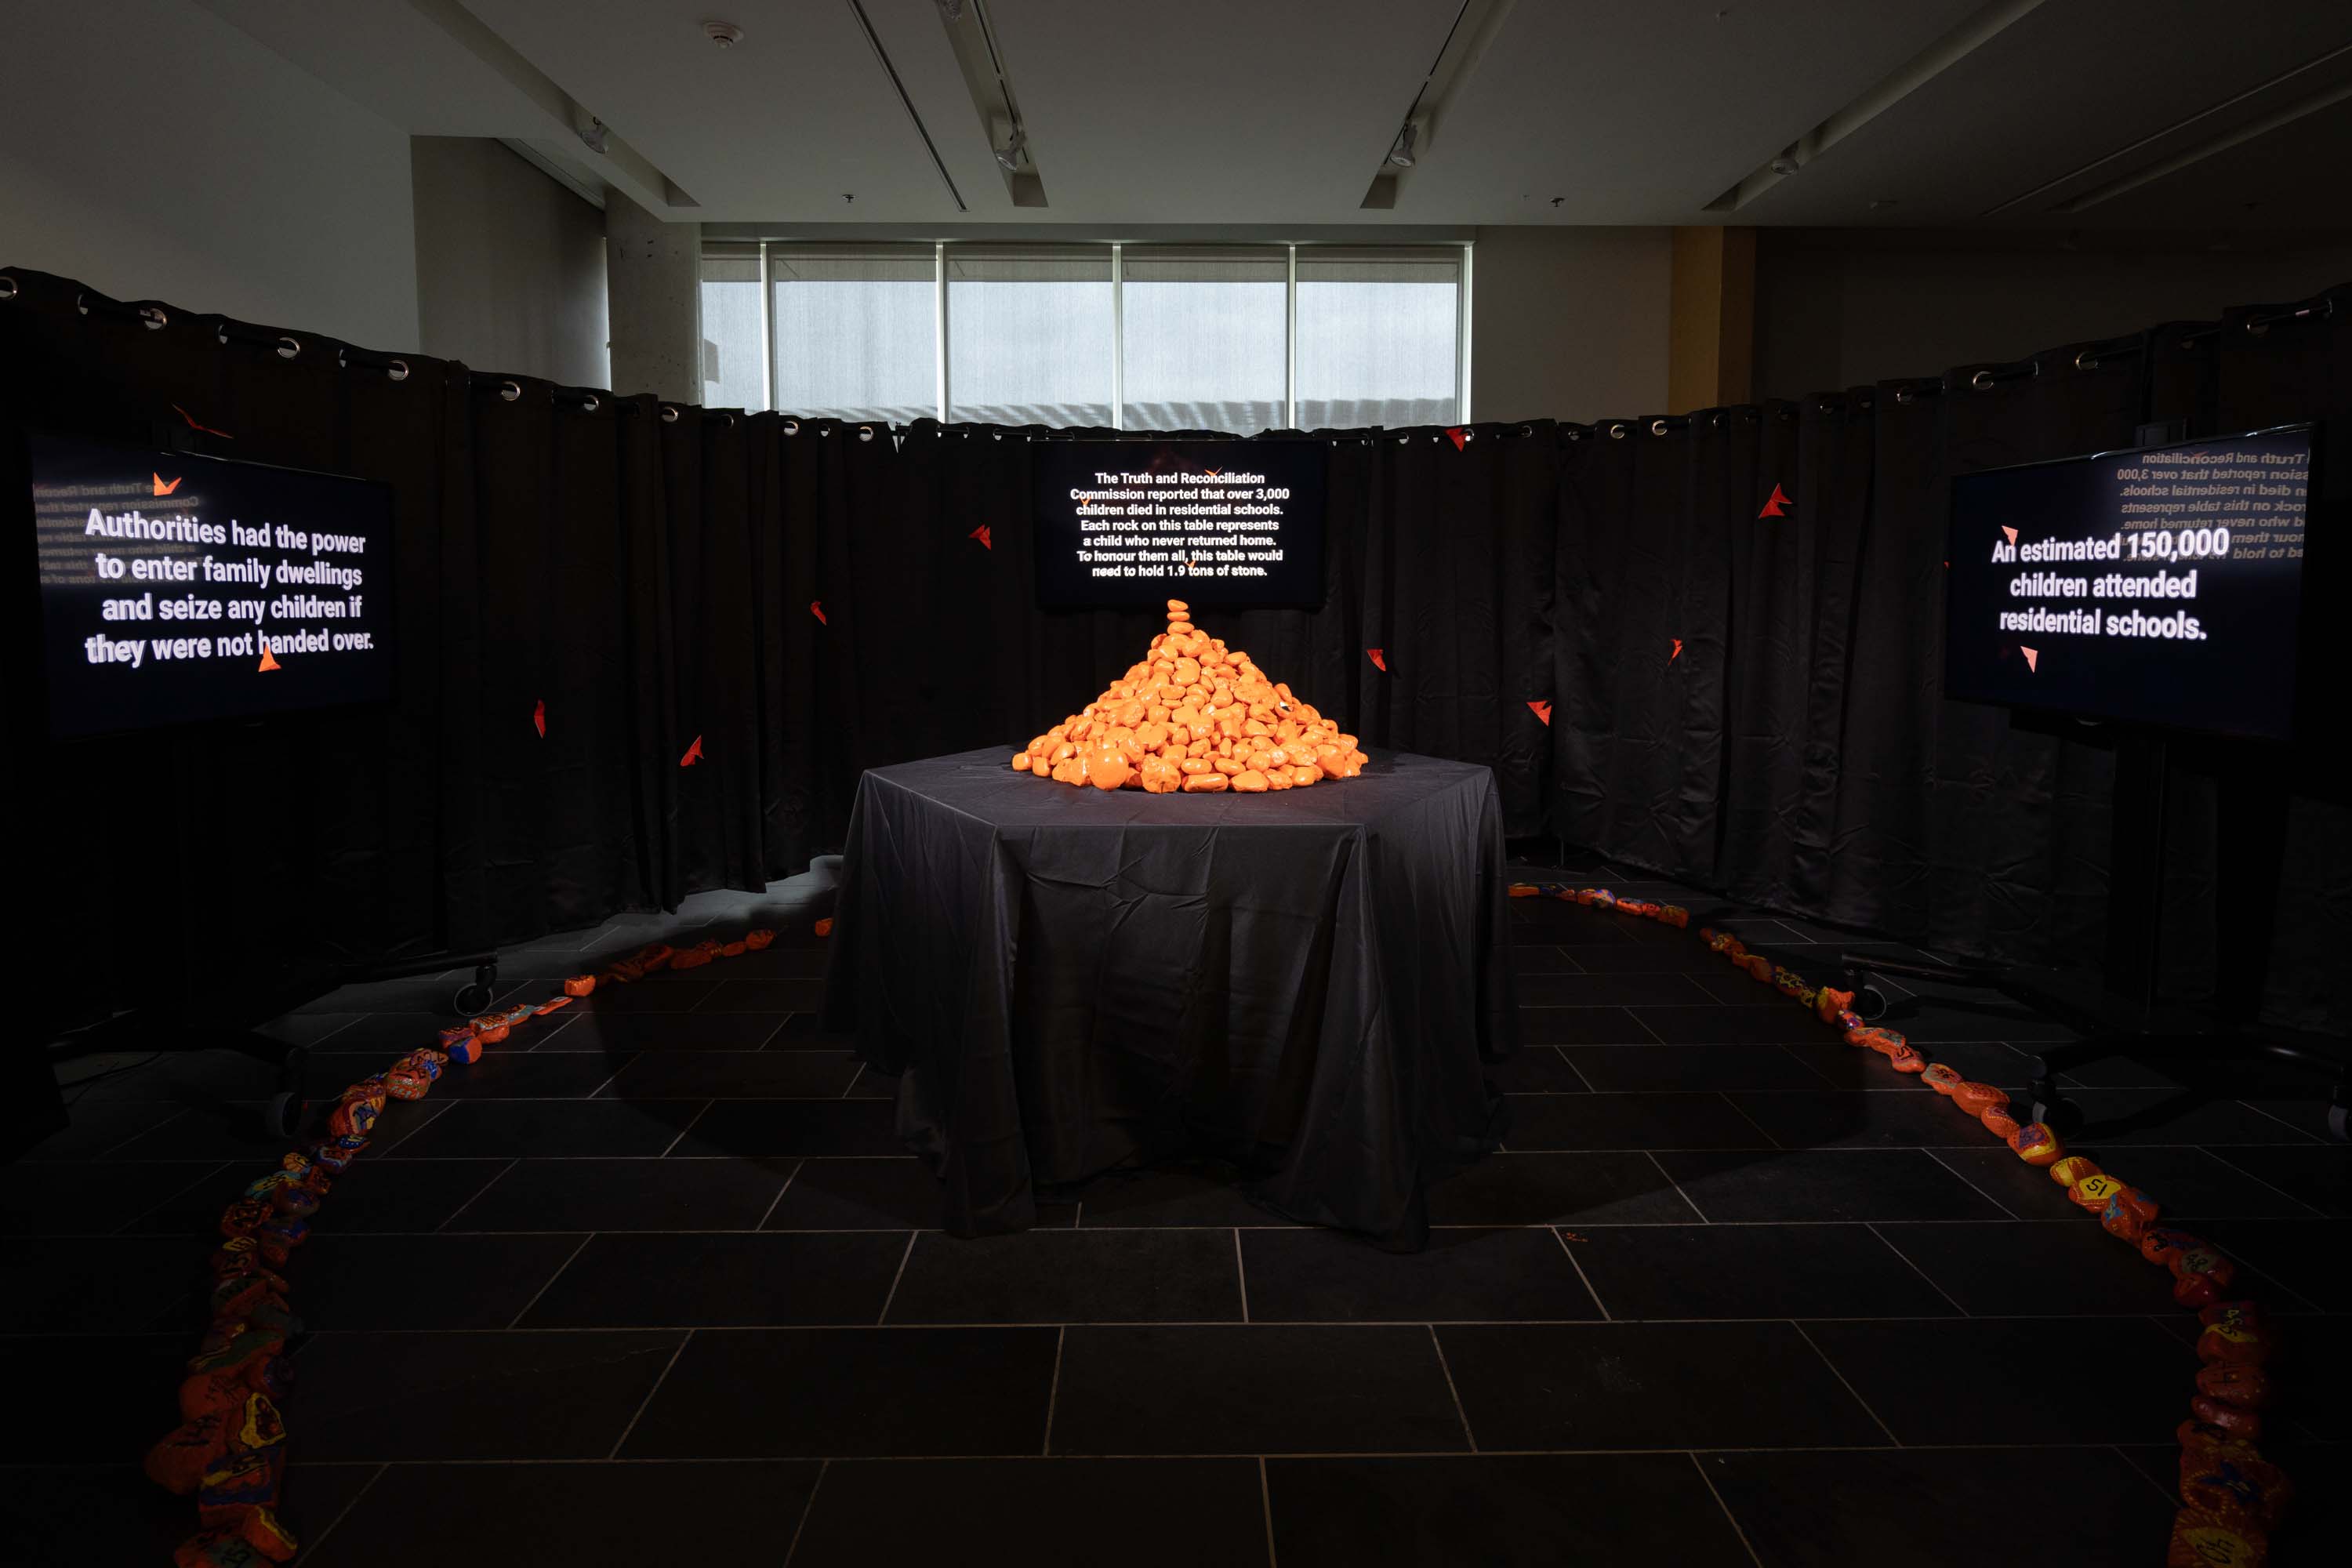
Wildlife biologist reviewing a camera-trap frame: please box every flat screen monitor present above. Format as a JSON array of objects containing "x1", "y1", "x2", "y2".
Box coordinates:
[
  {"x1": 1032, "y1": 438, "x2": 1327, "y2": 609},
  {"x1": 23, "y1": 430, "x2": 396, "y2": 739},
  {"x1": 1944, "y1": 424, "x2": 2312, "y2": 741}
]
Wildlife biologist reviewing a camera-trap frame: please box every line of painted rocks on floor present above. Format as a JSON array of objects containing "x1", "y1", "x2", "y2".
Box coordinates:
[
  {"x1": 1508, "y1": 882, "x2": 2294, "y2": 1568},
  {"x1": 140, "y1": 924, "x2": 800, "y2": 1566}
]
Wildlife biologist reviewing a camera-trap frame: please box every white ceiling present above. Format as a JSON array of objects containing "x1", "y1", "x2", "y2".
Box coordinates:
[{"x1": 197, "y1": 0, "x2": 2352, "y2": 229}]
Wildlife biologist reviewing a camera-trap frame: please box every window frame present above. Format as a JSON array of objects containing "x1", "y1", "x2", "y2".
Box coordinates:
[{"x1": 719, "y1": 239, "x2": 1472, "y2": 430}]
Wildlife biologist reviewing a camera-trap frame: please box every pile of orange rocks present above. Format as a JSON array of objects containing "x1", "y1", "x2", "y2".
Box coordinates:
[{"x1": 1011, "y1": 598, "x2": 1367, "y2": 795}]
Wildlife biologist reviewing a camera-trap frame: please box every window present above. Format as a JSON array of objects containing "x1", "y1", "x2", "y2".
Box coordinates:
[
  {"x1": 1295, "y1": 247, "x2": 1462, "y2": 432},
  {"x1": 1120, "y1": 246, "x2": 1287, "y2": 435},
  {"x1": 698, "y1": 244, "x2": 764, "y2": 412},
  {"x1": 947, "y1": 246, "x2": 1113, "y2": 428},
  {"x1": 697, "y1": 240, "x2": 1468, "y2": 431},
  {"x1": 768, "y1": 245, "x2": 938, "y2": 425}
]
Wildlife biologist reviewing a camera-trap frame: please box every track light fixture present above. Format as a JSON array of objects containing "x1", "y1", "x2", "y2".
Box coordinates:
[
  {"x1": 1387, "y1": 121, "x2": 1417, "y2": 169},
  {"x1": 937, "y1": 0, "x2": 967, "y2": 19},
  {"x1": 995, "y1": 124, "x2": 1028, "y2": 172},
  {"x1": 579, "y1": 117, "x2": 610, "y2": 155}
]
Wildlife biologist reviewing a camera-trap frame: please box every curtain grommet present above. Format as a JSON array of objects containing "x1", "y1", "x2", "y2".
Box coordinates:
[
  {"x1": 140, "y1": 306, "x2": 166, "y2": 330},
  {"x1": 1519, "y1": 423, "x2": 1534, "y2": 437},
  {"x1": 1462, "y1": 428, "x2": 1476, "y2": 442},
  {"x1": 276, "y1": 336, "x2": 299, "y2": 360},
  {"x1": 821, "y1": 423, "x2": 833, "y2": 436},
  {"x1": 1858, "y1": 397, "x2": 1872, "y2": 411},
  {"x1": 660, "y1": 404, "x2": 679, "y2": 423},
  {"x1": 1650, "y1": 419, "x2": 1669, "y2": 436},
  {"x1": 498, "y1": 380, "x2": 521, "y2": 402},
  {"x1": 1608, "y1": 423, "x2": 1626, "y2": 440},
  {"x1": 1895, "y1": 388, "x2": 1915, "y2": 405},
  {"x1": 0, "y1": 275, "x2": 18, "y2": 301},
  {"x1": 1970, "y1": 369, "x2": 1994, "y2": 390},
  {"x1": 857, "y1": 424, "x2": 874, "y2": 442},
  {"x1": 386, "y1": 358, "x2": 409, "y2": 383},
  {"x1": 782, "y1": 418, "x2": 800, "y2": 434},
  {"x1": 577, "y1": 394, "x2": 599, "y2": 413},
  {"x1": 2074, "y1": 350, "x2": 2096, "y2": 372}
]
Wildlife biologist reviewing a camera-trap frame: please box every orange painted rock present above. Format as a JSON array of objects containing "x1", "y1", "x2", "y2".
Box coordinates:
[
  {"x1": 2047, "y1": 1154, "x2": 2101, "y2": 1189},
  {"x1": 2194, "y1": 1363, "x2": 2273, "y2": 1410},
  {"x1": 2004, "y1": 1114, "x2": 2060, "y2": 1166},
  {"x1": 720, "y1": 941, "x2": 746, "y2": 958},
  {"x1": 1082, "y1": 746, "x2": 1134, "y2": 791},
  {"x1": 2180, "y1": 1444, "x2": 2292, "y2": 1532},
  {"x1": 474, "y1": 1023, "x2": 510, "y2": 1045},
  {"x1": 2068, "y1": 1171, "x2": 2125, "y2": 1212},
  {"x1": 745, "y1": 928, "x2": 775, "y2": 949},
  {"x1": 2166, "y1": 1511, "x2": 2269, "y2": 1568},
  {"x1": 1290, "y1": 764, "x2": 1320, "y2": 787},
  {"x1": 1181, "y1": 770, "x2": 1229, "y2": 793},
  {"x1": 2196, "y1": 1305, "x2": 2274, "y2": 1367},
  {"x1": 1951, "y1": 1082, "x2": 2008, "y2": 1116},
  {"x1": 1887, "y1": 1047, "x2": 1927, "y2": 1073},
  {"x1": 2172, "y1": 1246, "x2": 2237, "y2": 1307},
  {"x1": 2189, "y1": 1395, "x2": 2262, "y2": 1441},
  {"x1": 1980, "y1": 1106, "x2": 2021, "y2": 1141},
  {"x1": 1232, "y1": 770, "x2": 1269, "y2": 793},
  {"x1": 814, "y1": 918, "x2": 834, "y2": 937},
  {"x1": 1919, "y1": 1063, "x2": 1964, "y2": 1094},
  {"x1": 670, "y1": 947, "x2": 712, "y2": 971},
  {"x1": 562, "y1": 975, "x2": 597, "y2": 997},
  {"x1": 2140, "y1": 1228, "x2": 2201, "y2": 1269},
  {"x1": 2098, "y1": 1185, "x2": 2159, "y2": 1242},
  {"x1": 1815, "y1": 987, "x2": 1854, "y2": 1023}
]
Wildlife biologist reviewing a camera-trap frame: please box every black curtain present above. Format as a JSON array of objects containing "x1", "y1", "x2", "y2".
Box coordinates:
[{"x1": 6, "y1": 260, "x2": 2347, "y2": 1040}]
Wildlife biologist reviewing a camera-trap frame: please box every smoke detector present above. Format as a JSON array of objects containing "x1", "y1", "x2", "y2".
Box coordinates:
[{"x1": 703, "y1": 20, "x2": 746, "y2": 49}]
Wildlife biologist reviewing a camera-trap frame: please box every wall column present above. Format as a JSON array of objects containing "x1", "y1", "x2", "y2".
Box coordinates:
[
  {"x1": 1668, "y1": 226, "x2": 1756, "y2": 414},
  {"x1": 604, "y1": 187, "x2": 699, "y2": 404}
]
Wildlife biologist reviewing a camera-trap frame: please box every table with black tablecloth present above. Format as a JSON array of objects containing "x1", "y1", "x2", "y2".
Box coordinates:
[{"x1": 822, "y1": 746, "x2": 1518, "y2": 1248}]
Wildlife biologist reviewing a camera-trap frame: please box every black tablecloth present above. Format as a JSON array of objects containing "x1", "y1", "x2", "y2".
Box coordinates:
[{"x1": 823, "y1": 746, "x2": 1517, "y2": 1248}]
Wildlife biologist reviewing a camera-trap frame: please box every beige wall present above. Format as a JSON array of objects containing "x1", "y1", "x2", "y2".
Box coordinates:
[
  {"x1": 606, "y1": 190, "x2": 702, "y2": 406},
  {"x1": 412, "y1": 139, "x2": 609, "y2": 387},
  {"x1": 1470, "y1": 227, "x2": 1671, "y2": 424},
  {"x1": 1756, "y1": 230, "x2": 2352, "y2": 397},
  {"x1": 0, "y1": 0, "x2": 418, "y2": 350}
]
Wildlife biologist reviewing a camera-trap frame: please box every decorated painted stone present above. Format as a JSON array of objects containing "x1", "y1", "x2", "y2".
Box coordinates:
[
  {"x1": 384, "y1": 1063, "x2": 432, "y2": 1100},
  {"x1": 446, "y1": 1035, "x2": 485, "y2": 1064},
  {"x1": 1951, "y1": 1082, "x2": 2009, "y2": 1116},
  {"x1": 218, "y1": 1199, "x2": 273, "y2": 1241},
  {"x1": 2139, "y1": 1227, "x2": 2200, "y2": 1269},
  {"x1": 146, "y1": 1412, "x2": 229, "y2": 1494},
  {"x1": 326, "y1": 1098, "x2": 377, "y2": 1138},
  {"x1": 238, "y1": 1507, "x2": 299, "y2": 1564},
  {"x1": 815, "y1": 917, "x2": 835, "y2": 936},
  {"x1": 2180, "y1": 1445, "x2": 2293, "y2": 1530},
  {"x1": 1887, "y1": 1047, "x2": 1927, "y2": 1073},
  {"x1": 670, "y1": 946, "x2": 713, "y2": 970},
  {"x1": 2196, "y1": 1307, "x2": 2274, "y2": 1368},
  {"x1": 2194, "y1": 1363, "x2": 2273, "y2": 1410},
  {"x1": 1846, "y1": 1025, "x2": 1904, "y2": 1053},
  {"x1": 1980, "y1": 1106, "x2": 2022, "y2": 1141},
  {"x1": 2177, "y1": 1417, "x2": 2258, "y2": 1456},
  {"x1": 1918, "y1": 1062, "x2": 1963, "y2": 1094},
  {"x1": 2172, "y1": 1247, "x2": 2238, "y2": 1308},
  {"x1": 2165, "y1": 1511, "x2": 2269, "y2": 1568},
  {"x1": 174, "y1": 1526, "x2": 269, "y2": 1568},
  {"x1": 1815, "y1": 987, "x2": 1854, "y2": 1023},
  {"x1": 744, "y1": 928, "x2": 775, "y2": 950},
  {"x1": 562, "y1": 974, "x2": 597, "y2": 996},
  {"x1": 196, "y1": 1445, "x2": 281, "y2": 1526},
  {"x1": 2047, "y1": 1154, "x2": 2102, "y2": 1189},
  {"x1": 2098, "y1": 1186, "x2": 2160, "y2": 1243},
  {"x1": 2189, "y1": 1394, "x2": 2263, "y2": 1440},
  {"x1": 2068, "y1": 1172, "x2": 2125, "y2": 1212}
]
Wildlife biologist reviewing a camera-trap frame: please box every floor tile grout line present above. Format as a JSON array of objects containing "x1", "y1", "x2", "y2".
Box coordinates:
[
  {"x1": 2198, "y1": 1146, "x2": 2328, "y2": 1218},
  {"x1": 1863, "y1": 1221, "x2": 1973, "y2": 1316},
  {"x1": 1687, "y1": 1451, "x2": 1767, "y2": 1568},
  {"x1": 750, "y1": 1161, "x2": 804, "y2": 1232},
  {"x1": 1235, "y1": 1229, "x2": 1250, "y2": 1322},
  {"x1": 1551, "y1": 1226, "x2": 1612, "y2": 1320},
  {"x1": 581, "y1": 1051, "x2": 644, "y2": 1101},
  {"x1": 1259, "y1": 1455, "x2": 1279, "y2": 1568},
  {"x1": 1918, "y1": 1146, "x2": 2024, "y2": 1219},
  {"x1": 779, "y1": 1457, "x2": 828, "y2": 1568},
  {"x1": 434, "y1": 1157, "x2": 522, "y2": 1233},
  {"x1": 1041, "y1": 1324, "x2": 1067, "y2": 1456},
  {"x1": 1639, "y1": 1150, "x2": 1711, "y2": 1224},
  {"x1": 2114, "y1": 1441, "x2": 2180, "y2": 1508},
  {"x1": 606, "y1": 1328, "x2": 695, "y2": 1459},
  {"x1": 91, "y1": 1105, "x2": 192, "y2": 1160},
  {"x1": 299, "y1": 1460, "x2": 388, "y2": 1559},
  {"x1": 875, "y1": 1231, "x2": 918, "y2": 1323},
  {"x1": 1790, "y1": 1319, "x2": 1904, "y2": 1446},
  {"x1": 108, "y1": 1159, "x2": 231, "y2": 1236},
  {"x1": 2230, "y1": 1095, "x2": 2328, "y2": 1145},
  {"x1": 161, "y1": 1440, "x2": 2254, "y2": 1465},
  {"x1": 1715, "y1": 1091, "x2": 1784, "y2": 1149},
  {"x1": 1425, "y1": 1324, "x2": 1478, "y2": 1452},
  {"x1": 506, "y1": 1232, "x2": 597, "y2": 1328},
  {"x1": 1555, "y1": 1046, "x2": 1599, "y2": 1094},
  {"x1": 654, "y1": 1101, "x2": 716, "y2": 1158}
]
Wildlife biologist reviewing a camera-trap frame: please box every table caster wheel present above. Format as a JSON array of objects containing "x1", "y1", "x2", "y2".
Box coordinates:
[
  {"x1": 2031, "y1": 1094, "x2": 2083, "y2": 1136},
  {"x1": 264, "y1": 1091, "x2": 304, "y2": 1141},
  {"x1": 452, "y1": 978, "x2": 493, "y2": 1014},
  {"x1": 1853, "y1": 985, "x2": 1890, "y2": 1022}
]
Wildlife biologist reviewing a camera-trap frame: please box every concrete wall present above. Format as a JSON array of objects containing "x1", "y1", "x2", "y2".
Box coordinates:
[
  {"x1": 0, "y1": 0, "x2": 419, "y2": 350},
  {"x1": 1757, "y1": 229, "x2": 2352, "y2": 397},
  {"x1": 1471, "y1": 227, "x2": 1671, "y2": 424},
  {"x1": 412, "y1": 139, "x2": 609, "y2": 387},
  {"x1": 605, "y1": 189, "x2": 701, "y2": 405}
]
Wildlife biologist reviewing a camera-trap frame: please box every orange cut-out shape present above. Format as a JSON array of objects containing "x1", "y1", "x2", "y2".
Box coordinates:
[{"x1": 256, "y1": 642, "x2": 280, "y2": 672}]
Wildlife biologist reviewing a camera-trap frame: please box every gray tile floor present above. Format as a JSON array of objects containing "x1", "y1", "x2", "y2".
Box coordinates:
[{"x1": 3, "y1": 864, "x2": 2344, "y2": 1565}]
